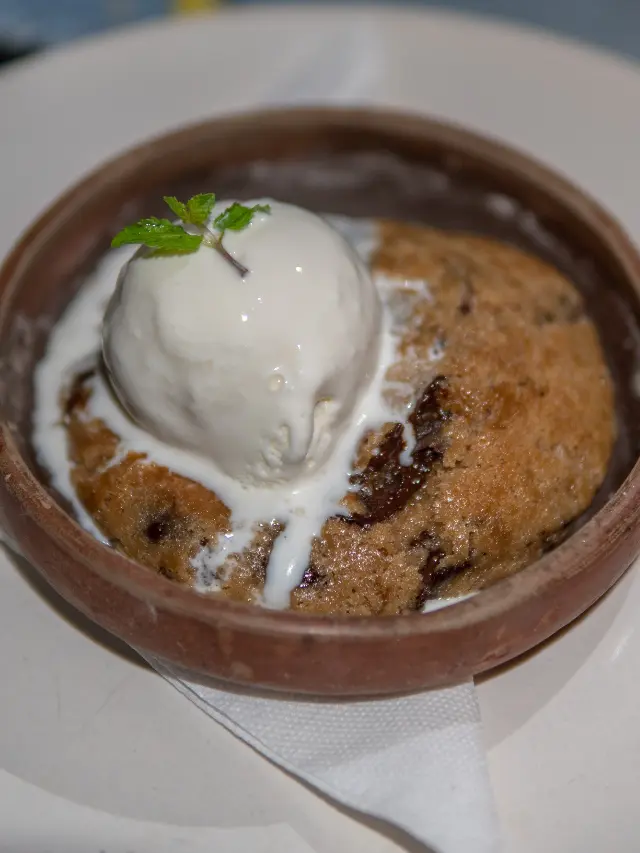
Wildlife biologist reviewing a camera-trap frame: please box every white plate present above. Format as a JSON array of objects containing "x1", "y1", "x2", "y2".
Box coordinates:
[{"x1": 1, "y1": 7, "x2": 640, "y2": 852}]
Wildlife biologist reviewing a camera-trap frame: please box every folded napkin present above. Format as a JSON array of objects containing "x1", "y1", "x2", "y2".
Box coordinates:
[{"x1": 144, "y1": 654, "x2": 500, "y2": 853}]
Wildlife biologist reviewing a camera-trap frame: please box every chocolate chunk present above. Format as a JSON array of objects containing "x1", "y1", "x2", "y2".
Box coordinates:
[
  {"x1": 417, "y1": 556, "x2": 472, "y2": 608},
  {"x1": 145, "y1": 510, "x2": 175, "y2": 543},
  {"x1": 298, "y1": 565, "x2": 321, "y2": 589},
  {"x1": 535, "y1": 294, "x2": 585, "y2": 326},
  {"x1": 64, "y1": 368, "x2": 96, "y2": 416},
  {"x1": 410, "y1": 529, "x2": 435, "y2": 548},
  {"x1": 347, "y1": 376, "x2": 450, "y2": 526},
  {"x1": 540, "y1": 526, "x2": 566, "y2": 553},
  {"x1": 416, "y1": 548, "x2": 445, "y2": 608},
  {"x1": 444, "y1": 254, "x2": 475, "y2": 316}
]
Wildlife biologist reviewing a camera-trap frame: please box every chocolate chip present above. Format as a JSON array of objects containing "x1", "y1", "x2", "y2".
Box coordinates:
[
  {"x1": 431, "y1": 560, "x2": 472, "y2": 592},
  {"x1": 64, "y1": 368, "x2": 96, "y2": 416},
  {"x1": 298, "y1": 565, "x2": 321, "y2": 589},
  {"x1": 77, "y1": 368, "x2": 97, "y2": 384},
  {"x1": 410, "y1": 529, "x2": 435, "y2": 548},
  {"x1": 444, "y1": 254, "x2": 475, "y2": 316},
  {"x1": 416, "y1": 548, "x2": 445, "y2": 608},
  {"x1": 417, "y1": 555, "x2": 472, "y2": 608},
  {"x1": 145, "y1": 511, "x2": 174, "y2": 543},
  {"x1": 540, "y1": 527, "x2": 564, "y2": 553},
  {"x1": 536, "y1": 310, "x2": 556, "y2": 325},
  {"x1": 346, "y1": 376, "x2": 450, "y2": 526},
  {"x1": 535, "y1": 294, "x2": 585, "y2": 326}
]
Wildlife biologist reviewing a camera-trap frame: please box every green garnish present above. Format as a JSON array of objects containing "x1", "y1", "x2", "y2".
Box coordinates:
[
  {"x1": 111, "y1": 194, "x2": 271, "y2": 277},
  {"x1": 164, "y1": 192, "x2": 216, "y2": 227},
  {"x1": 111, "y1": 218, "x2": 203, "y2": 254},
  {"x1": 214, "y1": 202, "x2": 271, "y2": 232}
]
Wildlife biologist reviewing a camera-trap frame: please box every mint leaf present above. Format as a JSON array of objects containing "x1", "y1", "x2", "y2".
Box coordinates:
[
  {"x1": 186, "y1": 193, "x2": 216, "y2": 226},
  {"x1": 163, "y1": 193, "x2": 215, "y2": 226},
  {"x1": 163, "y1": 196, "x2": 188, "y2": 221},
  {"x1": 214, "y1": 202, "x2": 271, "y2": 233},
  {"x1": 111, "y1": 218, "x2": 203, "y2": 254}
]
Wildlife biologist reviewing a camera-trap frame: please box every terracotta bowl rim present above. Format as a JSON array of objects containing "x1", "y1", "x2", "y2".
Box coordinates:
[{"x1": 2, "y1": 105, "x2": 640, "y2": 641}]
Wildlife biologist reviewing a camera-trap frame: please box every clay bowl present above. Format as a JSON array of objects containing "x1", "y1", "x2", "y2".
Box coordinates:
[{"x1": 2, "y1": 108, "x2": 640, "y2": 697}]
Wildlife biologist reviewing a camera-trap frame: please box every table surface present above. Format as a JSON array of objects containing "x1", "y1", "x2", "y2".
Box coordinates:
[
  {"x1": 2, "y1": 6, "x2": 640, "y2": 853},
  {"x1": 2, "y1": 0, "x2": 640, "y2": 60}
]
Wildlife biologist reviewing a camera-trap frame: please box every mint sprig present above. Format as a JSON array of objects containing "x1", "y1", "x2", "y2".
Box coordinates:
[
  {"x1": 214, "y1": 202, "x2": 271, "y2": 232},
  {"x1": 111, "y1": 218, "x2": 203, "y2": 254},
  {"x1": 111, "y1": 194, "x2": 271, "y2": 277},
  {"x1": 164, "y1": 193, "x2": 216, "y2": 227}
]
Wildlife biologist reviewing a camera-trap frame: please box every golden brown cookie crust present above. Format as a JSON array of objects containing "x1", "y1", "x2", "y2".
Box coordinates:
[{"x1": 63, "y1": 222, "x2": 616, "y2": 615}]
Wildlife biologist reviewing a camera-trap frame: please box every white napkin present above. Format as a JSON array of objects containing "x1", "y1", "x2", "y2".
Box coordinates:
[{"x1": 143, "y1": 654, "x2": 500, "y2": 853}]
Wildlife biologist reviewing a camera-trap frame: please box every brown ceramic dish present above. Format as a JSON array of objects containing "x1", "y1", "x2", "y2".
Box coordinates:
[{"x1": 1, "y1": 108, "x2": 640, "y2": 697}]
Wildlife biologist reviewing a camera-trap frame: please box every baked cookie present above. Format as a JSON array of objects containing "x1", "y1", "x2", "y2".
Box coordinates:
[{"x1": 64, "y1": 221, "x2": 616, "y2": 614}]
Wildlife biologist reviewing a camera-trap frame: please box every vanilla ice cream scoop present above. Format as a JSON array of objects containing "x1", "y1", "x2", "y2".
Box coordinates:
[{"x1": 102, "y1": 200, "x2": 382, "y2": 485}]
